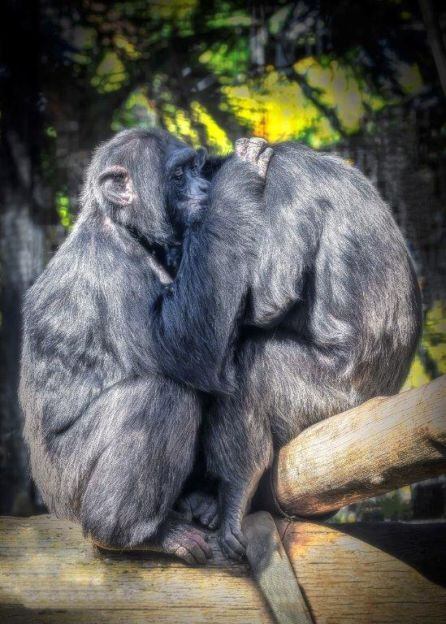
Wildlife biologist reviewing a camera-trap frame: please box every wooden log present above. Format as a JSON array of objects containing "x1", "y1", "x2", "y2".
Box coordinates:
[
  {"x1": 1, "y1": 515, "x2": 445, "y2": 624},
  {"x1": 277, "y1": 519, "x2": 446, "y2": 624},
  {"x1": 243, "y1": 511, "x2": 313, "y2": 624},
  {"x1": 0, "y1": 515, "x2": 272, "y2": 624},
  {"x1": 263, "y1": 375, "x2": 446, "y2": 517}
]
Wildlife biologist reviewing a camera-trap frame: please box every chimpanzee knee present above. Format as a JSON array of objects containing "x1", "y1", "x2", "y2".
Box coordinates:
[{"x1": 78, "y1": 376, "x2": 201, "y2": 547}]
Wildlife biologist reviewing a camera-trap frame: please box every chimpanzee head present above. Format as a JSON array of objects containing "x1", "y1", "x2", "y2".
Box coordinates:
[{"x1": 83, "y1": 128, "x2": 206, "y2": 248}]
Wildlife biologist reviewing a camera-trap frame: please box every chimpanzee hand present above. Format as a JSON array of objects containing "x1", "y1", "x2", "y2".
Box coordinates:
[
  {"x1": 177, "y1": 491, "x2": 219, "y2": 530},
  {"x1": 235, "y1": 137, "x2": 273, "y2": 179}
]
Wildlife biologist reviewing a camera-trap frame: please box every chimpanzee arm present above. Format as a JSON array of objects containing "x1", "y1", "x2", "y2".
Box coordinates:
[
  {"x1": 152, "y1": 153, "x2": 266, "y2": 394},
  {"x1": 201, "y1": 154, "x2": 229, "y2": 181}
]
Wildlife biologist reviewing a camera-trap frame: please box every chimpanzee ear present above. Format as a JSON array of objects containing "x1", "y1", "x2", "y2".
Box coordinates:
[
  {"x1": 98, "y1": 165, "x2": 135, "y2": 206},
  {"x1": 196, "y1": 148, "x2": 207, "y2": 170}
]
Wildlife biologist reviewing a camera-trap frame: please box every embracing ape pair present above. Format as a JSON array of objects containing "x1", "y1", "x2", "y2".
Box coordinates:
[{"x1": 20, "y1": 129, "x2": 422, "y2": 564}]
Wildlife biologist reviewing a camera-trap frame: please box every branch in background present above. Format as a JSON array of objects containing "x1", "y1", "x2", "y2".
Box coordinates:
[
  {"x1": 292, "y1": 71, "x2": 345, "y2": 137},
  {"x1": 419, "y1": 0, "x2": 446, "y2": 98}
]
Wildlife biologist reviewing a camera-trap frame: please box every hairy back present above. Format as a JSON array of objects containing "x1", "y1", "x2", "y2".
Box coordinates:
[
  {"x1": 20, "y1": 215, "x2": 163, "y2": 442},
  {"x1": 248, "y1": 142, "x2": 422, "y2": 394}
]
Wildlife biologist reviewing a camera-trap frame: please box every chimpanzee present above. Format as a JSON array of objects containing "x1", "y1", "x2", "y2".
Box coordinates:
[
  {"x1": 20, "y1": 128, "x2": 270, "y2": 564},
  {"x1": 21, "y1": 127, "x2": 421, "y2": 564},
  {"x1": 160, "y1": 138, "x2": 422, "y2": 560}
]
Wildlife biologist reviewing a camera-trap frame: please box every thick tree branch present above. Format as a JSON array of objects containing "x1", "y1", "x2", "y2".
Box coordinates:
[{"x1": 419, "y1": 0, "x2": 446, "y2": 98}]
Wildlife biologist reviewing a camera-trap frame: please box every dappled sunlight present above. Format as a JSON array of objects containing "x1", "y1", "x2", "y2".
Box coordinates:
[
  {"x1": 164, "y1": 106, "x2": 201, "y2": 146},
  {"x1": 221, "y1": 58, "x2": 388, "y2": 146},
  {"x1": 294, "y1": 57, "x2": 387, "y2": 132},
  {"x1": 191, "y1": 102, "x2": 232, "y2": 153},
  {"x1": 404, "y1": 301, "x2": 446, "y2": 389},
  {"x1": 112, "y1": 88, "x2": 159, "y2": 131},
  {"x1": 404, "y1": 355, "x2": 432, "y2": 390},
  {"x1": 223, "y1": 70, "x2": 340, "y2": 145},
  {"x1": 91, "y1": 52, "x2": 126, "y2": 93}
]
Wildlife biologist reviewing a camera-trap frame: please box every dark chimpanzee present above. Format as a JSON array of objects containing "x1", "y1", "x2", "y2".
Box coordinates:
[
  {"x1": 19, "y1": 128, "x2": 271, "y2": 564},
  {"x1": 162, "y1": 138, "x2": 422, "y2": 560},
  {"x1": 21, "y1": 126, "x2": 421, "y2": 564}
]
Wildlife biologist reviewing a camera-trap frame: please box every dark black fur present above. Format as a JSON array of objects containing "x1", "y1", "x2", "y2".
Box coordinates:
[
  {"x1": 20, "y1": 129, "x2": 422, "y2": 563},
  {"x1": 20, "y1": 128, "x2": 265, "y2": 563},
  {"x1": 169, "y1": 141, "x2": 423, "y2": 559}
]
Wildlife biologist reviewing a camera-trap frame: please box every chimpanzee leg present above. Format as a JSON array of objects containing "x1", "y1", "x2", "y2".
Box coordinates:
[
  {"x1": 204, "y1": 382, "x2": 274, "y2": 561},
  {"x1": 205, "y1": 334, "x2": 360, "y2": 560},
  {"x1": 75, "y1": 375, "x2": 211, "y2": 564}
]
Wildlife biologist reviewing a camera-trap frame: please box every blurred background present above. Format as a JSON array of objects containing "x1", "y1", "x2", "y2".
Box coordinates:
[{"x1": 0, "y1": 0, "x2": 445, "y2": 521}]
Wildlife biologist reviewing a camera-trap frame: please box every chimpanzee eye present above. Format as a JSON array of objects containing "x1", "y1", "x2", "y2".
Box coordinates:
[{"x1": 173, "y1": 167, "x2": 183, "y2": 180}]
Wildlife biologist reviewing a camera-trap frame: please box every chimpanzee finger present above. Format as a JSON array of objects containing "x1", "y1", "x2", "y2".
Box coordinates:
[
  {"x1": 257, "y1": 146, "x2": 273, "y2": 179},
  {"x1": 200, "y1": 505, "x2": 219, "y2": 528},
  {"x1": 235, "y1": 138, "x2": 249, "y2": 158},
  {"x1": 174, "y1": 545, "x2": 198, "y2": 565},
  {"x1": 245, "y1": 137, "x2": 268, "y2": 164},
  {"x1": 219, "y1": 536, "x2": 245, "y2": 562},
  {"x1": 219, "y1": 526, "x2": 247, "y2": 560},
  {"x1": 206, "y1": 513, "x2": 220, "y2": 530},
  {"x1": 188, "y1": 533, "x2": 214, "y2": 561}
]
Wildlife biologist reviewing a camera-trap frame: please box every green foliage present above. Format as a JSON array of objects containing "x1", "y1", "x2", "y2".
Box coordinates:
[
  {"x1": 56, "y1": 192, "x2": 73, "y2": 231},
  {"x1": 91, "y1": 52, "x2": 127, "y2": 93},
  {"x1": 112, "y1": 89, "x2": 158, "y2": 131},
  {"x1": 269, "y1": 6, "x2": 293, "y2": 35},
  {"x1": 52, "y1": 0, "x2": 434, "y2": 153},
  {"x1": 423, "y1": 302, "x2": 446, "y2": 374},
  {"x1": 333, "y1": 487, "x2": 413, "y2": 523},
  {"x1": 205, "y1": 2, "x2": 251, "y2": 29},
  {"x1": 199, "y1": 40, "x2": 250, "y2": 82},
  {"x1": 148, "y1": 0, "x2": 198, "y2": 35},
  {"x1": 45, "y1": 126, "x2": 57, "y2": 139},
  {"x1": 404, "y1": 301, "x2": 446, "y2": 390},
  {"x1": 38, "y1": 0, "x2": 446, "y2": 387}
]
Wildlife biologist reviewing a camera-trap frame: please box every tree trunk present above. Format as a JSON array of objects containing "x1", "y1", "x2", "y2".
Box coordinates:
[
  {"x1": 0, "y1": 0, "x2": 47, "y2": 514},
  {"x1": 0, "y1": 189, "x2": 45, "y2": 514},
  {"x1": 419, "y1": 0, "x2": 446, "y2": 98}
]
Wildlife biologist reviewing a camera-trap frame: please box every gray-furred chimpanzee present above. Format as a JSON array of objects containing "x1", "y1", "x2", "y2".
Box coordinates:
[
  {"x1": 168, "y1": 138, "x2": 422, "y2": 560},
  {"x1": 19, "y1": 128, "x2": 271, "y2": 564}
]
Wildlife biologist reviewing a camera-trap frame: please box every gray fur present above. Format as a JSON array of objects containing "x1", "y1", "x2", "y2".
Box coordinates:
[
  {"x1": 20, "y1": 129, "x2": 421, "y2": 562},
  {"x1": 19, "y1": 128, "x2": 265, "y2": 551},
  {"x1": 198, "y1": 142, "x2": 422, "y2": 559}
]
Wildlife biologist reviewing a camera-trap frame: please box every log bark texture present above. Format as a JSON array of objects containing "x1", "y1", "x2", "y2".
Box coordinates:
[
  {"x1": 1, "y1": 515, "x2": 445, "y2": 624},
  {"x1": 243, "y1": 512, "x2": 313, "y2": 624},
  {"x1": 267, "y1": 375, "x2": 446, "y2": 517}
]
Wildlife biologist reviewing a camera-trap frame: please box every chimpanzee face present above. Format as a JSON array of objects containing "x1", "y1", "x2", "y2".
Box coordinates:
[
  {"x1": 165, "y1": 146, "x2": 209, "y2": 237},
  {"x1": 92, "y1": 130, "x2": 209, "y2": 275}
]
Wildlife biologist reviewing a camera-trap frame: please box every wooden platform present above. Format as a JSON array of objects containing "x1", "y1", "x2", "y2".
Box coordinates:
[{"x1": 1, "y1": 515, "x2": 446, "y2": 623}]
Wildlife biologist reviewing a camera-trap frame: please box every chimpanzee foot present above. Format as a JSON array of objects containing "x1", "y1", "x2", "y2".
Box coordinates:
[
  {"x1": 157, "y1": 519, "x2": 213, "y2": 565},
  {"x1": 235, "y1": 137, "x2": 273, "y2": 179},
  {"x1": 177, "y1": 491, "x2": 219, "y2": 530},
  {"x1": 219, "y1": 521, "x2": 247, "y2": 561}
]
